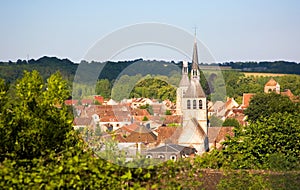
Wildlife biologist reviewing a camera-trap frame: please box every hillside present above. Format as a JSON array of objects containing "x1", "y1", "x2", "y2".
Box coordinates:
[{"x1": 1, "y1": 57, "x2": 299, "y2": 84}]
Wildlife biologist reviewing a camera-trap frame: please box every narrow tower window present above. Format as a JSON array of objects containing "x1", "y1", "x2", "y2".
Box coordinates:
[
  {"x1": 184, "y1": 67, "x2": 187, "y2": 73},
  {"x1": 187, "y1": 100, "x2": 191, "y2": 109},
  {"x1": 193, "y1": 100, "x2": 196, "y2": 109},
  {"x1": 199, "y1": 100, "x2": 203, "y2": 109}
]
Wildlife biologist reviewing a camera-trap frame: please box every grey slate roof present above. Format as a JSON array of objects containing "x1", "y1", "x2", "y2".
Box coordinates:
[
  {"x1": 179, "y1": 74, "x2": 190, "y2": 87},
  {"x1": 183, "y1": 79, "x2": 206, "y2": 98},
  {"x1": 146, "y1": 144, "x2": 189, "y2": 153}
]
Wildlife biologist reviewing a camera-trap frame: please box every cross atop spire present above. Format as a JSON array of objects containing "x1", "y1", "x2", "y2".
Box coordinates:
[{"x1": 193, "y1": 26, "x2": 197, "y2": 37}]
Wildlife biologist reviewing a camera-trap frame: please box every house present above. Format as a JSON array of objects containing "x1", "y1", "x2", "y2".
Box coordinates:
[
  {"x1": 94, "y1": 95, "x2": 104, "y2": 104},
  {"x1": 65, "y1": 99, "x2": 78, "y2": 106},
  {"x1": 81, "y1": 99, "x2": 93, "y2": 106},
  {"x1": 115, "y1": 123, "x2": 140, "y2": 138},
  {"x1": 208, "y1": 126, "x2": 234, "y2": 150},
  {"x1": 131, "y1": 98, "x2": 153, "y2": 109},
  {"x1": 144, "y1": 144, "x2": 197, "y2": 161},
  {"x1": 73, "y1": 117, "x2": 93, "y2": 130},
  {"x1": 125, "y1": 125, "x2": 157, "y2": 144},
  {"x1": 264, "y1": 78, "x2": 280, "y2": 94},
  {"x1": 155, "y1": 126, "x2": 182, "y2": 145},
  {"x1": 240, "y1": 93, "x2": 255, "y2": 109},
  {"x1": 162, "y1": 115, "x2": 182, "y2": 126},
  {"x1": 99, "y1": 115, "x2": 131, "y2": 132},
  {"x1": 107, "y1": 99, "x2": 118, "y2": 105},
  {"x1": 211, "y1": 101, "x2": 225, "y2": 117}
]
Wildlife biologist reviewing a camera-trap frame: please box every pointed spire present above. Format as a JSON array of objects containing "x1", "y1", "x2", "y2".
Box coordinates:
[
  {"x1": 191, "y1": 32, "x2": 200, "y2": 80},
  {"x1": 192, "y1": 39, "x2": 199, "y2": 70}
]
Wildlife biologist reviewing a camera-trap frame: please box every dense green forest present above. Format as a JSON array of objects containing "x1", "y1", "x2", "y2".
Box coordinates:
[
  {"x1": 1, "y1": 71, "x2": 300, "y2": 189},
  {"x1": 1, "y1": 57, "x2": 300, "y2": 83},
  {"x1": 227, "y1": 61, "x2": 300, "y2": 74}
]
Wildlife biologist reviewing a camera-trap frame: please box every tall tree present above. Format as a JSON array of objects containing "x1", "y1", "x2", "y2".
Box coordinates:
[
  {"x1": 244, "y1": 93, "x2": 298, "y2": 122},
  {"x1": 95, "y1": 79, "x2": 111, "y2": 99},
  {"x1": 221, "y1": 112, "x2": 300, "y2": 169},
  {"x1": 0, "y1": 70, "x2": 77, "y2": 161}
]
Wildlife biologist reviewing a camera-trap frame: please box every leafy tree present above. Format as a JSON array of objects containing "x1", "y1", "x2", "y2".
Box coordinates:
[
  {"x1": 221, "y1": 112, "x2": 300, "y2": 169},
  {"x1": 0, "y1": 70, "x2": 77, "y2": 161},
  {"x1": 209, "y1": 115, "x2": 223, "y2": 127},
  {"x1": 222, "y1": 118, "x2": 240, "y2": 128},
  {"x1": 95, "y1": 79, "x2": 111, "y2": 99},
  {"x1": 244, "y1": 93, "x2": 298, "y2": 122},
  {"x1": 130, "y1": 77, "x2": 176, "y2": 102}
]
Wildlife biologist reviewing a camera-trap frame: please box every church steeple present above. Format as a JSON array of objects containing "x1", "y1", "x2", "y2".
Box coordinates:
[
  {"x1": 179, "y1": 61, "x2": 190, "y2": 87},
  {"x1": 191, "y1": 35, "x2": 200, "y2": 80}
]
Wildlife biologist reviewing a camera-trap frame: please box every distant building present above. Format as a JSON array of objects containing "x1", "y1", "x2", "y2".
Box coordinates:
[
  {"x1": 264, "y1": 78, "x2": 280, "y2": 94},
  {"x1": 241, "y1": 93, "x2": 255, "y2": 109},
  {"x1": 144, "y1": 144, "x2": 197, "y2": 161},
  {"x1": 176, "y1": 36, "x2": 209, "y2": 153}
]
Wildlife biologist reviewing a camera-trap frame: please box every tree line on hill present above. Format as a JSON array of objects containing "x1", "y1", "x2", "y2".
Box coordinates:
[
  {"x1": 1, "y1": 57, "x2": 300, "y2": 83},
  {"x1": 222, "y1": 60, "x2": 300, "y2": 74}
]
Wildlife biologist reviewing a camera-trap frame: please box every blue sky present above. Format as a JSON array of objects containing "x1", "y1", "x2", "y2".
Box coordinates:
[{"x1": 1, "y1": 0, "x2": 300, "y2": 63}]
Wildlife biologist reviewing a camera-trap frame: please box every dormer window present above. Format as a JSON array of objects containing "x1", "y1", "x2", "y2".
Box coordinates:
[{"x1": 187, "y1": 100, "x2": 191, "y2": 109}]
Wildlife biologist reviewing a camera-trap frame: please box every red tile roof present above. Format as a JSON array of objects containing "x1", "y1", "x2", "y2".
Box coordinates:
[
  {"x1": 241, "y1": 93, "x2": 255, "y2": 109},
  {"x1": 125, "y1": 126, "x2": 157, "y2": 143},
  {"x1": 281, "y1": 89, "x2": 294, "y2": 99},
  {"x1": 81, "y1": 99, "x2": 93, "y2": 105},
  {"x1": 208, "y1": 127, "x2": 234, "y2": 144},
  {"x1": 131, "y1": 108, "x2": 150, "y2": 116},
  {"x1": 163, "y1": 115, "x2": 182, "y2": 124},
  {"x1": 265, "y1": 78, "x2": 277, "y2": 86},
  {"x1": 73, "y1": 117, "x2": 92, "y2": 126},
  {"x1": 65, "y1": 99, "x2": 78, "y2": 105},
  {"x1": 115, "y1": 123, "x2": 139, "y2": 135},
  {"x1": 94, "y1": 95, "x2": 104, "y2": 103},
  {"x1": 156, "y1": 126, "x2": 182, "y2": 144}
]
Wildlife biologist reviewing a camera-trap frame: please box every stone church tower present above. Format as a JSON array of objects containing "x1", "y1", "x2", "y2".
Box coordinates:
[
  {"x1": 176, "y1": 61, "x2": 189, "y2": 115},
  {"x1": 177, "y1": 38, "x2": 208, "y2": 153}
]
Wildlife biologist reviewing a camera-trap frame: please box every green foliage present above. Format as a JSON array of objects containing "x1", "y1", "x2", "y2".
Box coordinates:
[
  {"x1": 0, "y1": 56, "x2": 76, "y2": 83},
  {"x1": 0, "y1": 70, "x2": 76, "y2": 161},
  {"x1": 111, "y1": 74, "x2": 142, "y2": 101},
  {"x1": 130, "y1": 77, "x2": 177, "y2": 102},
  {"x1": 222, "y1": 118, "x2": 240, "y2": 128},
  {"x1": 221, "y1": 112, "x2": 300, "y2": 170},
  {"x1": 139, "y1": 104, "x2": 153, "y2": 115},
  {"x1": 217, "y1": 170, "x2": 270, "y2": 190},
  {"x1": 209, "y1": 115, "x2": 223, "y2": 127},
  {"x1": 230, "y1": 60, "x2": 300, "y2": 75},
  {"x1": 142, "y1": 116, "x2": 149, "y2": 121},
  {"x1": 244, "y1": 93, "x2": 298, "y2": 122},
  {"x1": 95, "y1": 79, "x2": 111, "y2": 99},
  {"x1": 165, "y1": 110, "x2": 172, "y2": 115}
]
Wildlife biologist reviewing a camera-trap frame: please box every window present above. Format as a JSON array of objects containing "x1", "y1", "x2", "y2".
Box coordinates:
[
  {"x1": 187, "y1": 100, "x2": 191, "y2": 109},
  {"x1": 158, "y1": 154, "x2": 165, "y2": 159},
  {"x1": 170, "y1": 155, "x2": 177, "y2": 161},
  {"x1": 199, "y1": 100, "x2": 203, "y2": 109},
  {"x1": 193, "y1": 100, "x2": 197, "y2": 109},
  {"x1": 146, "y1": 154, "x2": 152, "y2": 159}
]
